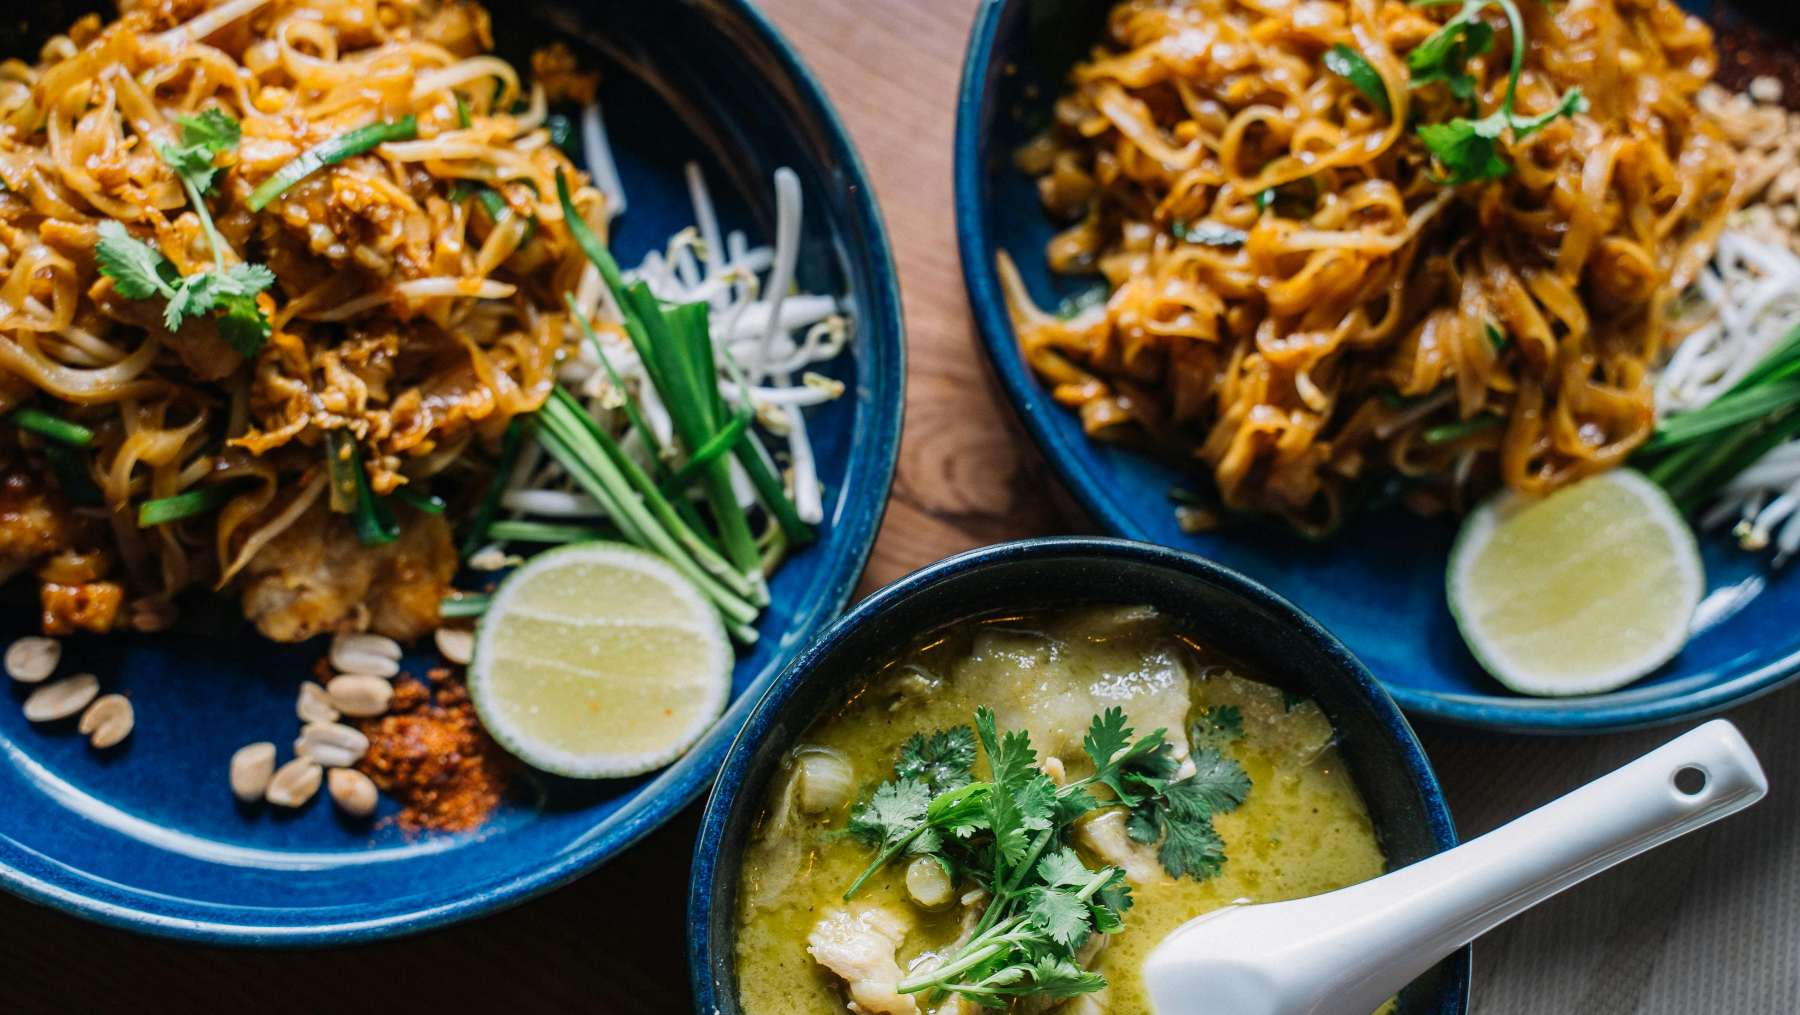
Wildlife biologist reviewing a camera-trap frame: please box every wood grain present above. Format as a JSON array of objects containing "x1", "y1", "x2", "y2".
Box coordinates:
[{"x1": 3, "y1": 1, "x2": 1798, "y2": 1012}]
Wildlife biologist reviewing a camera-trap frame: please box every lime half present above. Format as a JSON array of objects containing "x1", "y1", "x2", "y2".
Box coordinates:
[
  {"x1": 1447, "y1": 469, "x2": 1704, "y2": 697},
  {"x1": 468, "y1": 542, "x2": 732, "y2": 778}
]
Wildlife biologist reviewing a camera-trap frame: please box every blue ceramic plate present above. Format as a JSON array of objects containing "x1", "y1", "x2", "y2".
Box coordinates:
[
  {"x1": 688, "y1": 538, "x2": 1469, "y2": 1013},
  {"x1": 0, "y1": 0, "x2": 903, "y2": 944},
  {"x1": 953, "y1": 0, "x2": 1800, "y2": 734}
]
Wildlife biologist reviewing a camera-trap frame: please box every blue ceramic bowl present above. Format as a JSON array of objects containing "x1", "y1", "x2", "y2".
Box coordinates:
[
  {"x1": 953, "y1": 0, "x2": 1800, "y2": 734},
  {"x1": 688, "y1": 537, "x2": 1471, "y2": 1013},
  {"x1": 0, "y1": 0, "x2": 903, "y2": 944}
]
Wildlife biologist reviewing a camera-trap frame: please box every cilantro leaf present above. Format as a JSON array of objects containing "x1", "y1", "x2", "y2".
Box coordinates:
[
  {"x1": 896, "y1": 725, "x2": 977, "y2": 792},
  {"x1": 1158, "y1": 809, "x2": 1229, "y2": 880},
  {"x1": 1191, "y1": 704, "x2": 1244, "y2": 744},
  {"x1": 215, "y1": 290, "x2": 273, "y2": 356},
  {"x1": 1324, "y1": 44, "x2": 1391, "y2": 117},
  {"x1": 1127, "y1": 746, "x2": 1251, "y2": 882},
  {"x1": 94, "y1": 221, "x2": 177, "y2": 301},
  {"x1": 1023, "y1": 885, "x2": 1091, "y2": 949},
  {"x1": 1173, "y1": 747, "x2": 1253, "y2": 816},
  {"x1": 1406, "y1": 0, "x2": 1585, "y2": 185},
  {"x1": 1417, "y1": 115, "x2": 1510, "y2": 184},
  {"x1": 1021, "y1": 955, "x2": 1107, "y2": 999},
  {"x1": 1036, "y1": 847, "x2": 1091, "y2": 889},
  {"x1": 158, "y1": 108, "x2": 241, "y2": 196},
  {"x1": 847, "y1": 777, "x2": 931, "y2": 852}
]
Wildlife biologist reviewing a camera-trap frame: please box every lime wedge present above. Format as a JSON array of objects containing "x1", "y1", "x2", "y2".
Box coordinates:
[
  {"x1": 468, "y1": 542, "x2": 732, "y2": 778},
  {"x1": 1447, "y1": 469, "x2": 1704, "y2": 697}
]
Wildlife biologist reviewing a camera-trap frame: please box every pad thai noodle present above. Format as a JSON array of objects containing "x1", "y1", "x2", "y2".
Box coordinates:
[
  {"x1": 1005, "y1": 0, "x2": 1743, "y2": 534},
  {"x1": 0, "y1": 0, "x2": 844, "y2": 643}
]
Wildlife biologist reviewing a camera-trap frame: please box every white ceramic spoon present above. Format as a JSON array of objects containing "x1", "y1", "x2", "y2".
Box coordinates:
[{"x1": 1142, "y1": 718, "x2": 1768, "y2": 1015}]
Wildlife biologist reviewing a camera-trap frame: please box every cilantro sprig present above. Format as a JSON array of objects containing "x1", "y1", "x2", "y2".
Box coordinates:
[
  {"x1": 95, "y1": 109, "x2": 275, "y2": 356},
  {"x1": 841, "y1": 706, "x2": 1252, "y2": 1005},
  {"x1": 1406, "y1": 0, "x2": 1586, "y2": 185}
]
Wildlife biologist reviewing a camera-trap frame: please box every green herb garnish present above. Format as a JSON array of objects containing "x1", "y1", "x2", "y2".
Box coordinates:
[
  {"x1": 137, "y1": 485, "x2": 236, "y2": 527},
  {"x1": 1055, "y1": 284, "x2": 1109, "y2": 320},
  {"x1": 1407, "y1": 0, "x2": 1586, "y2": 185},
  {"x1": 1324, "y1": 44, "x2": 1391, "y2": 117},
  {"x1": 1422, "y1": 414, "x2": 1503, "y2": 445},
  {"x1": 248, "y1": 115, "x2": 419, "y2": 211},
  {"x1": 96, "y1": 109, "x2": 276, "y2": 356},
  {"x1": 842, "y1": 706, "x2": 1251, "y2": 1004},
  {"x1": 1173, "y1": 220, "x2": 1250, "y2": 248},
  {"x1": 10, "y1": 407, "x2": 94, "y2": 447},
  {"x1": 1191, "y1": 705, "x2": 1244, "y2": 744}
]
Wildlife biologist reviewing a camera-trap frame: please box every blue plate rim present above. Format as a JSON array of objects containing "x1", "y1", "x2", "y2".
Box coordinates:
[
  {"x1": 949, "y1": 0, "x2": 1800, "y2": 735},
  {"x1": 0, "y1": 0, "x2": 906, "y2": 947},
  {"x1": 686, "y1": 535, "x2": 1470, "y2": 1013}
]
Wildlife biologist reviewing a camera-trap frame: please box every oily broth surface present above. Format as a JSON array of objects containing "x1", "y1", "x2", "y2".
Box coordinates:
[{"x1": 733, "y1": 608, "x2": 1389, "y2": 1013}]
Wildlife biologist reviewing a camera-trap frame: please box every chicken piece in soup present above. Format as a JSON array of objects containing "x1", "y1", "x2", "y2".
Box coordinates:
[{"x1": 733, "y1": 607, "x2": 1393, "y2": 1013}]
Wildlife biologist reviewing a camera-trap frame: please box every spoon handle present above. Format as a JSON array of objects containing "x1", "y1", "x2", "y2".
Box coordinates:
[{"x1": 1307, "y1": 719, "x2": 1768, "y2": 1013}]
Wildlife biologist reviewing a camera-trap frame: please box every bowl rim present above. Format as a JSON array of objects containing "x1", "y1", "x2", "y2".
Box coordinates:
[
  {"x1": 947, "y1": 0, "x2": 1800, "y2": 735},
  {"x1": 0, "y1": 0, "x2": 905, "y2": 947},
  {"x1": 686, "y1": 535, "x2": 1472, "y2": 1013}
]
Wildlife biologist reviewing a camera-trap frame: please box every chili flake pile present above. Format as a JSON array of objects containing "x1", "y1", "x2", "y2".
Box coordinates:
[{"x1": 356, "y1": 670, "x2": 514, "y2": 834}]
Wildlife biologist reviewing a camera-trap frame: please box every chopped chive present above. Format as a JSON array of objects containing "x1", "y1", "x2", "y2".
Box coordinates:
[
  {"x1": 440, "y1": 592, "x2": 490, "y2": 618},
  {"x1": 456, "y1": 95, "x2": 472, "y2": 129},
  {"x1": 461, "y1": 417, "x2": 528, "y2": 559},
  {"x1": 1640, "y1": 380, "x2": 1800, "y2": 454},
  {"x1": 138, "y1": 484, "x2": 236, "y2": 527},
  {"x1": 12, "y1": 407, "x2": 94, "y2": 447},
  {"x1": 555, "y1": 169, "x2": 810, "y2": 549},
  {"x1": 248, "y1": 116, "x2": 419, "y2": 211},
  {"x1": 659, "y1": 410, "x2": 752, "y2": 498},
  {"x1": 324, "y1": 429, "x2": 360, "y2": 513},
  {"x1": 1422, "y1": 415, "x2": 1502, "y2": 445},
  {"x1": 322, "y1": 430, "x2": 396, "y2": 545},
  {"x1": 534, "y1": 402, "x2": 758, "y2": 627},
  {"x1": 486, "y1": 520, "x2": 618, "y2": 544},
  {"x1": 393, "y1": 487, "x2": 446, "y2": 515}
]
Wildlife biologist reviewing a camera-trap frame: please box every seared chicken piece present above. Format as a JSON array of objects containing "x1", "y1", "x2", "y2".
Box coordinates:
[
  {"x1": 807, "y1": 904, "x2": 919, "y2": 1015},
  {"x1": 239, "y1": 500, "x2": 454, "y2": 642},
  {"x1": 0, "y1": 471, "x2": 71, "y2": 581}
]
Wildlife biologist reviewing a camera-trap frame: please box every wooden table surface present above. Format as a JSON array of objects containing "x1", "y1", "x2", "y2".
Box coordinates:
[{"x1": 7, "y1": 1, "x2": 1799, "y2": 1011}]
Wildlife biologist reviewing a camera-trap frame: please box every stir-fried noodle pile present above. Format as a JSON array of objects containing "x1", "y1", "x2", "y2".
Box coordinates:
[
  {"x1": 0, "y1": 0, "x2": 609, "y2": 638},
  {"x1": 1007, "y1": 0, "x2": 1740, "y2": 532}
]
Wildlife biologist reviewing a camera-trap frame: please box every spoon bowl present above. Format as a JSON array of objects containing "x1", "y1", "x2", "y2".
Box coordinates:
[{"x1": 1143, "y1": 719, "x2": 1768, "y2": 1015}]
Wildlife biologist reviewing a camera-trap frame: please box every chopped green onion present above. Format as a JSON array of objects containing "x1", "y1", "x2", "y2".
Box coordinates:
[
  {"x1": 660, "y1": 410, "x2": 753, "y2": 498},
  {"x1": 546, "y1": 113, "x2": 574, "y2": 152},
  {"x1": 461, "y1": 417, "x2": 528, "y2": 558},
  {"x1": 322, "y1": 430, "x2": 397, "y2": 545},
  {"x1": 1485, "y1": 321, "x2": 1509, "y2": 351},
  {"x1": 440, "y1": 592, "x2": 490, "y2": 618},
  {"x1": 555, "y1": 170, "x2": 811, "y2": 549},
  {"x1": 456, "y1": 96, "x2": 472, "y2": 129},
  {"x1": 533, "y1": 393, "x2": 759, "y2": 627},
  {"x1": 1422, "y1": 415, "x2": 1502, "y2": 445},
  {"x1": 248, "y1": 116, "x2": 419, "y2": 211},
  {"x1": 393, "y1": 487, "x2": 446, "y2": 515},
  {"x1": 138, "y1": 484, "x2": 235, "y2": 527},
  {"x1": 1054, "y1": 284, "x2": 1109, "y2": 320},
  {"x1": 486, "y1": 520, "x2": 618, "y2": 544},
  {"x1": 1640, "y1": 380, "x2": 1800, "y2": 454},
  {"x1": 12, "y1": 407, "x2": 94, "y2": 447}
]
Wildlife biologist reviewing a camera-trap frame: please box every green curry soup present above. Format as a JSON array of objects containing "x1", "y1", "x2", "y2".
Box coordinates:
[{"x1": 733, "y1": 607, "x2": 1389, "y2": 1013}]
